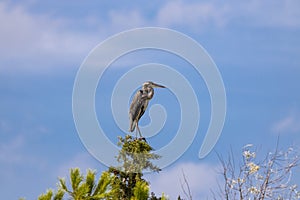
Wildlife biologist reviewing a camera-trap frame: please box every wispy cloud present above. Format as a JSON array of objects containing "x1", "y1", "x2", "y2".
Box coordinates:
[
  {"x1": 1, "y1": 0, "x2": 299, "y2": 73},
  {"x1": 271, "y1": 112, "x2": 300, "y2": 134},
  {"x1": 0, "y1": 125, "x2": 50, "y2": 166},
  {"x1": 156, "y1": 1, "x2": 230, "y2": 30},
  {"x1": 155, "y1": 0, "x2": 300, "y2": 29},
  {"x1": 108, "y1": 9, "x2": 147, "y2": 32},
  {"x1": 0, "y1": 1, "x2": 99, "y2": 73},
  {"x1": 146, "y1": 162, "x2": 220, "y2": 199},
  {"x1": 235, "y1": 0, "x2": 300, "y2": 28},
  {"x1": 0, "y1": 134, "x2": 25, "y2": 164}
]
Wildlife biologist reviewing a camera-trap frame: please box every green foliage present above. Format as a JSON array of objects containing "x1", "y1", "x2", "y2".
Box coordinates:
[
  {"x1": 35, "y1": 135, "x2": 168, "y2": 200},
  {"x1": 131, "y1": 180, "x2": 149, "y2": 200},
  {"x1": 116, "y1": 135, "x2": 161, "y2": 173},
  {"x1": 37, "y1": 189, "x2": 64, "y2": 200},
  {"x1": 161, "y1": 193, "x2": 168, "y2": 200},
  {"x1": 34, "y1": 133, "x2": 300, "y2": 200},
  {"x1": 149, "y1": 192, "x2": 169, "y2": 200},
  {"x1": 38, "y1": 190, "x2": 53, "y2": 200},
  {"x1": 93, "y1": 171, "x2": 112, "y2": 197},
  {"x1": 107, "y1": 135, "x2": 161, "y2": 199},
  {"x1": 59, "y1": 168, "x2": 112, "y2": 200}
]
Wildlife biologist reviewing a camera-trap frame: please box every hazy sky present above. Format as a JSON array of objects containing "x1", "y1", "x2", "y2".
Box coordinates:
[{"x1": 1, "y1": 0, "x2": 300, "y2": 199}]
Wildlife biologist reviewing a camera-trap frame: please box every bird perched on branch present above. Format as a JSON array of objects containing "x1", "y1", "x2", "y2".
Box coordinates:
[{"x1": 129, "y1": 81, "x2": 166, "y2": 138}]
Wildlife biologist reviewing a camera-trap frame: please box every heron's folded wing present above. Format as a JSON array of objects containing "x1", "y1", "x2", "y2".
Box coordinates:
[{"x1": 129, "y1": 90, "x2": 144, "y2": 130}]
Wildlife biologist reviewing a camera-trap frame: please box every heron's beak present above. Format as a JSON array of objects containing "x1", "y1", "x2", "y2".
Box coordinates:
[{"x1": 152, "y1": 82, "x2": 166, "y2": 88}]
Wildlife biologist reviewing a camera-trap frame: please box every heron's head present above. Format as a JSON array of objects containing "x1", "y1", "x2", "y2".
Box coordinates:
[{"x1": 143, "y1": 81, "x2": 166, "y2": 89}]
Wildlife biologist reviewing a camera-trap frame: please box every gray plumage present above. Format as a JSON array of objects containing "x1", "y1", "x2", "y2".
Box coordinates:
[{"x1": 129, "y1": 81, "x2": 166, "y2": 137}]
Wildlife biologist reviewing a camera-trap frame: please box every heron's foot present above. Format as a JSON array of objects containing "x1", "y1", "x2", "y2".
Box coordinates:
[{"x1": 139, "y1": 137, "x2": 147, "y2": 143}]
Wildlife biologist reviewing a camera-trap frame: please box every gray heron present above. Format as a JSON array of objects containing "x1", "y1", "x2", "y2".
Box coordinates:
[{"x1": 129, "y1": 81, "x2": 166, "y2": 138}]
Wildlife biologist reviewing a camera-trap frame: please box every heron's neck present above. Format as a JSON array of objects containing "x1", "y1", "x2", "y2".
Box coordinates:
[{"x1": 143, "y1": 87, "x2": 154, "y2": 99}]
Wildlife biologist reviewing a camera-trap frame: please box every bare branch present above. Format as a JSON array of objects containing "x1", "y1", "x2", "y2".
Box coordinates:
[
  {"x1": 180, "y1": 169, "x2": 193, "y2": 200},
  {"x1": 214, "y1": 142, "x2": 300, "y2": 200}
]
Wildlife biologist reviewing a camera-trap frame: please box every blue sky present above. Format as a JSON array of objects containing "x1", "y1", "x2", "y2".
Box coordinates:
[{"x1": 1, "y1": 0, "x2": 300, "y2": 199}]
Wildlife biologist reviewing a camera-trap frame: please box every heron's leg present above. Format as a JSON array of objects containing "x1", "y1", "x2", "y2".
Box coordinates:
[
  {"x1": 135, "y1": 124, "x2": 138, "y2": 138},
  {"x1": 136, "y1": 122, "x2": 142, "y2": 138}
]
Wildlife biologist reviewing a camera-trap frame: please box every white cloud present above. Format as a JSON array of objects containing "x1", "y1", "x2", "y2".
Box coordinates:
[
  {"x1": 145, "y1": 162, "x2": 220, "y2": 199},
  {"x1": 0, "y1": 131, "x2": 50, "y2": 166},
  {"x1": 271, "y1": 112, "x2": 300, "y2": 134},
  {"x1": 0, "y1": 117, "x2": 52, "y2": 166},
  {"x1": 0, "y1": 2, "x2": 152, "y2": 74},
  {"x1": 0, "y1": 2, "x2": 100, "y2": 73},
  {"x1": 237, "y1": 0, "x2": 300, "y2": 28},
  {"x1": 155, "y1": 0, "x2": 300, "y2": 30},
  {"x1": 1, "y1": 0, "x2": 299, "y2": 73},
  {"x1": 108, "y1": 10, "x2": 147, "y2": 32},
  {"x1": 0, "y1": 134, "x2": 25, "y2": 164},
  {"x1": 156, "y1": 1, "x2": 229, "y2": 30}
]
